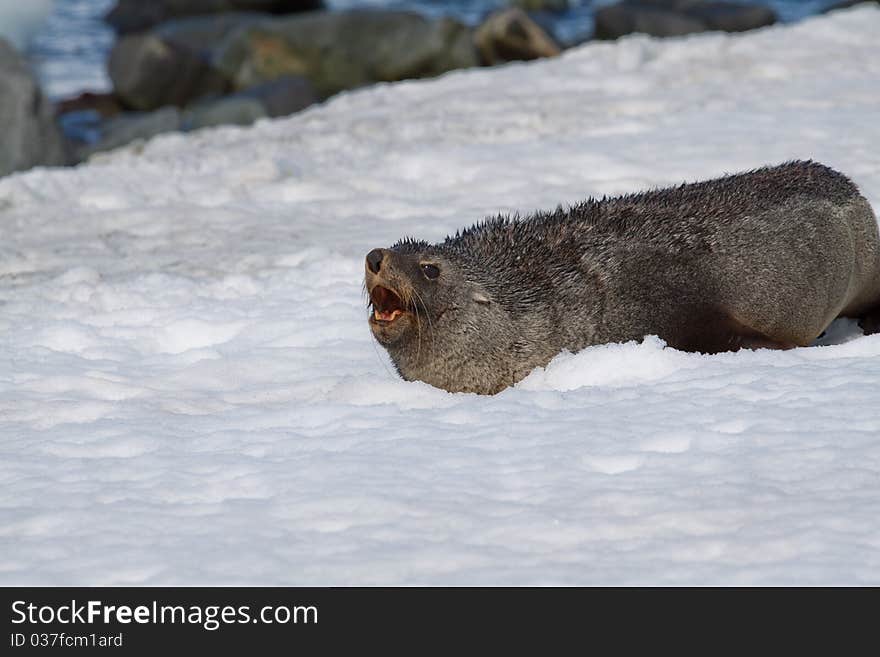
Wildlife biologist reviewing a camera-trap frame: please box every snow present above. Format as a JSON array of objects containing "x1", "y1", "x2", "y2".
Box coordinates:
[{"x1": 2, "y1": 6, "x2": 880, "y2": 585}]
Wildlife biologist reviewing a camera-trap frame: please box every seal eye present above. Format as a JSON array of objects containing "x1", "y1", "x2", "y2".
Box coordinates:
[{"x1": 421, "y1": 264, "x2": 440, "y2": 280}]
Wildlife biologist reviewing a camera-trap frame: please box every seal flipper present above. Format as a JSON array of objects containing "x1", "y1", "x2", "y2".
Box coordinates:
[
  {"x1": 858, "y1": 305, "x2": 880, "y2": 335},
  {"x1": 694, "y1": 309, "x2": 799, "y2": 353},
  {"x1": 735, "y1": 335, "x2": 797, "y2": 351}
]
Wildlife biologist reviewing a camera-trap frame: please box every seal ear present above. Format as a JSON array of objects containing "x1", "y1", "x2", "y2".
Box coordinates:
[{"x1": 472, "y1": 291, "x2": 491, "y2": 305}]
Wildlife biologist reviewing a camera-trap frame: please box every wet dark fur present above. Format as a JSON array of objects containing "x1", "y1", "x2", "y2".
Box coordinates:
[{"x1": 366, "y1": 161, "x2": 880, "y2": 394}]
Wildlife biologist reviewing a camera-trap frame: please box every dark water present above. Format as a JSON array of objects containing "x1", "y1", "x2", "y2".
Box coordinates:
[{"x1": 23, "y1": 0, "x2": 844, "y2": 99}]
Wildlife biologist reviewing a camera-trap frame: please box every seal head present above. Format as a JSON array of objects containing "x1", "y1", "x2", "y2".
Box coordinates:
[{"x1": 364, "y1": 240, "x2": 522, "y2": 394}]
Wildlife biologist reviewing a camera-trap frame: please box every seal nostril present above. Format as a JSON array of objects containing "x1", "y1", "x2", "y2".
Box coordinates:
[{"x1": 366, "y1": 249, "x2": 384, "y2": 273}]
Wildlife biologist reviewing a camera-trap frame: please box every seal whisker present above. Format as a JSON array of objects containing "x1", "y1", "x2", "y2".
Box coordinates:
[
  {"x1": 411, "y1": 292, "x2": 423, "y2": 363},
  {"x1": 368, "y1": 334, "x2": 398, "y2": 381},
  {"x1": 410, "y1": 287, "x2": 437, "y2": 363}
]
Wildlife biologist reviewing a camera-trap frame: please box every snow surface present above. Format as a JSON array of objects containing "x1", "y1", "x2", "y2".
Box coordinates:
[{"x1": 2, "y1": 6, "x2": 880, "y2": 585}]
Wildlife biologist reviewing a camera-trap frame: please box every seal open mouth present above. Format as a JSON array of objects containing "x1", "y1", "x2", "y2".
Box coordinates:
[{"x1": 370, "y1": 285, "x2": 405, "y2": 323}]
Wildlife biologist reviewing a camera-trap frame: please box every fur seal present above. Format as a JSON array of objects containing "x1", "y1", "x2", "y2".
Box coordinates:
[{"x1": 365, "y1": 161, "x2": 880, "y2": 395}]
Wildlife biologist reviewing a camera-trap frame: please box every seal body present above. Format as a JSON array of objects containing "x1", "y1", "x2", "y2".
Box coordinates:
[{"x1": 365, "y1": 161, "x2": 880, "y2": 394}]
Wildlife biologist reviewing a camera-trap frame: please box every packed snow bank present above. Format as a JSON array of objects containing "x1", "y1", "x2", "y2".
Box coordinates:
[{"x1": 1, "y1": 6, "x2": 880, "y2": 585}]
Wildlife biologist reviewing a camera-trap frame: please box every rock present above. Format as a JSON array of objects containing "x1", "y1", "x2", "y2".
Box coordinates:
[
  {"x1": 182, "y1": 95, "x2": 267, "y2": 130},
  {"x1": 55, "y1": 92, "x2": 123, "y2": 118},
  {"x1": 823, "y1": 0, "x2": 880, "y2": 12},
  {"x1": 105, "y1": 0, "x2": 166, "y2": 35},
  {"x1": 105, "y1": 0, "x2": 325, "y2": 35},
  {"x1": 508, "y1": 0, "x2": 569, "y2": 11},
  {"x1": 594, "y1": 4, "x2": 703, "y2": 39},
  {"x1": 213, "y1": 10, "x2": 479, "y2": 97},
  {"x1": 85, "y1": 74, "x2": 317, "y2": 157},
  {"x1": 86, "y1": 106, "x2": 181, "y2": 157},
  {"x1": 0, "y1": 38, "x2": 67, "y2": 177},
  {"x1": 594, "y1": 1, "x2": 776, "y2": 40},
  {"x1": 237, "y1": 75, "x2": 318, "y2": 117},
  {"x1": 108, "y1": 32, "x2": 229, "y2": 111},
  {"x1": 686, "y1": 2, "x2": 776, "y2": 32},
  {"x1": 475, "y1": 9, "x2": 562, "y2": 65},
  {"x1": 154, "y1": 12, "x2": 268, "y2": 53}
]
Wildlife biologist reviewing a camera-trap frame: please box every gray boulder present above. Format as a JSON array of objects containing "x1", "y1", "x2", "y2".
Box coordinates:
[
  {"x1": 595, "y1": 4, "x2": 705, "y2": 39},
  {"x1": 182, "y1": 95, "x2": 267, "y2": 131},
  {"x1": 475, "y1": 9, "x2": 562, "y2": 65},
  {"x1": 56, "y1": 91, "x2": 123, "y2": 118},
  {"x1": 237, "y1": 75, "x2": 318, "y2": 117},
  {"x1": 168, "y1": 74, "x2": 320, "y2": 132},
  {"x1": 685, "y1": 2, "x2": 777, "y2": 31},
  {"x1": 108, "y1": 32, "x2": 229, "y2": 111},
  {"x1": 108, "y1": 13, "x2": 270, "y2": 112},
  {"x1": 594, "y1": 1, "x2": 776, "y2": 40},
  {"x1": 154, "y1": 12, "x2": 268, "y2": 53},
  {"x1": 822, "y1": 0, "x2": 880, "y2": 12},
  {"x1": 0, "y1": 38, "x2": 67, "y2": 177},
  {"x1": 85, "y1": 75, "x2": 318, "y2": 157},
  {"x1": 105, "y1": 0, "x2": 325, "y2": 35},
  {"x1": 84, "y1": 106, "x2": 182, "y2": 158},
  {"x1": 212, "y1": 9, "x2": 479, "y2": 97}
]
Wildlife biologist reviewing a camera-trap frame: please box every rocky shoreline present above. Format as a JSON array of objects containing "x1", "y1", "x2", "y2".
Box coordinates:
[
  {"x1": 2, "y1": 0, "x2": 873, "y2": 177},
  {"x1": 0, "y1": 38, "x2": 67, "y2": 176}
]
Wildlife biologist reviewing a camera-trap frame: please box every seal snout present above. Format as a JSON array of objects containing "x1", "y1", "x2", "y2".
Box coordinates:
[
  {"x1": 370, "y1": 285, "x2": 404, "y2": 323},
  {"x1": 366, "y1": 248, "x2": 386, "y2": 274},
  {"x1": 365, "y1": 248, "x2": 414, "y2": 342}
]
